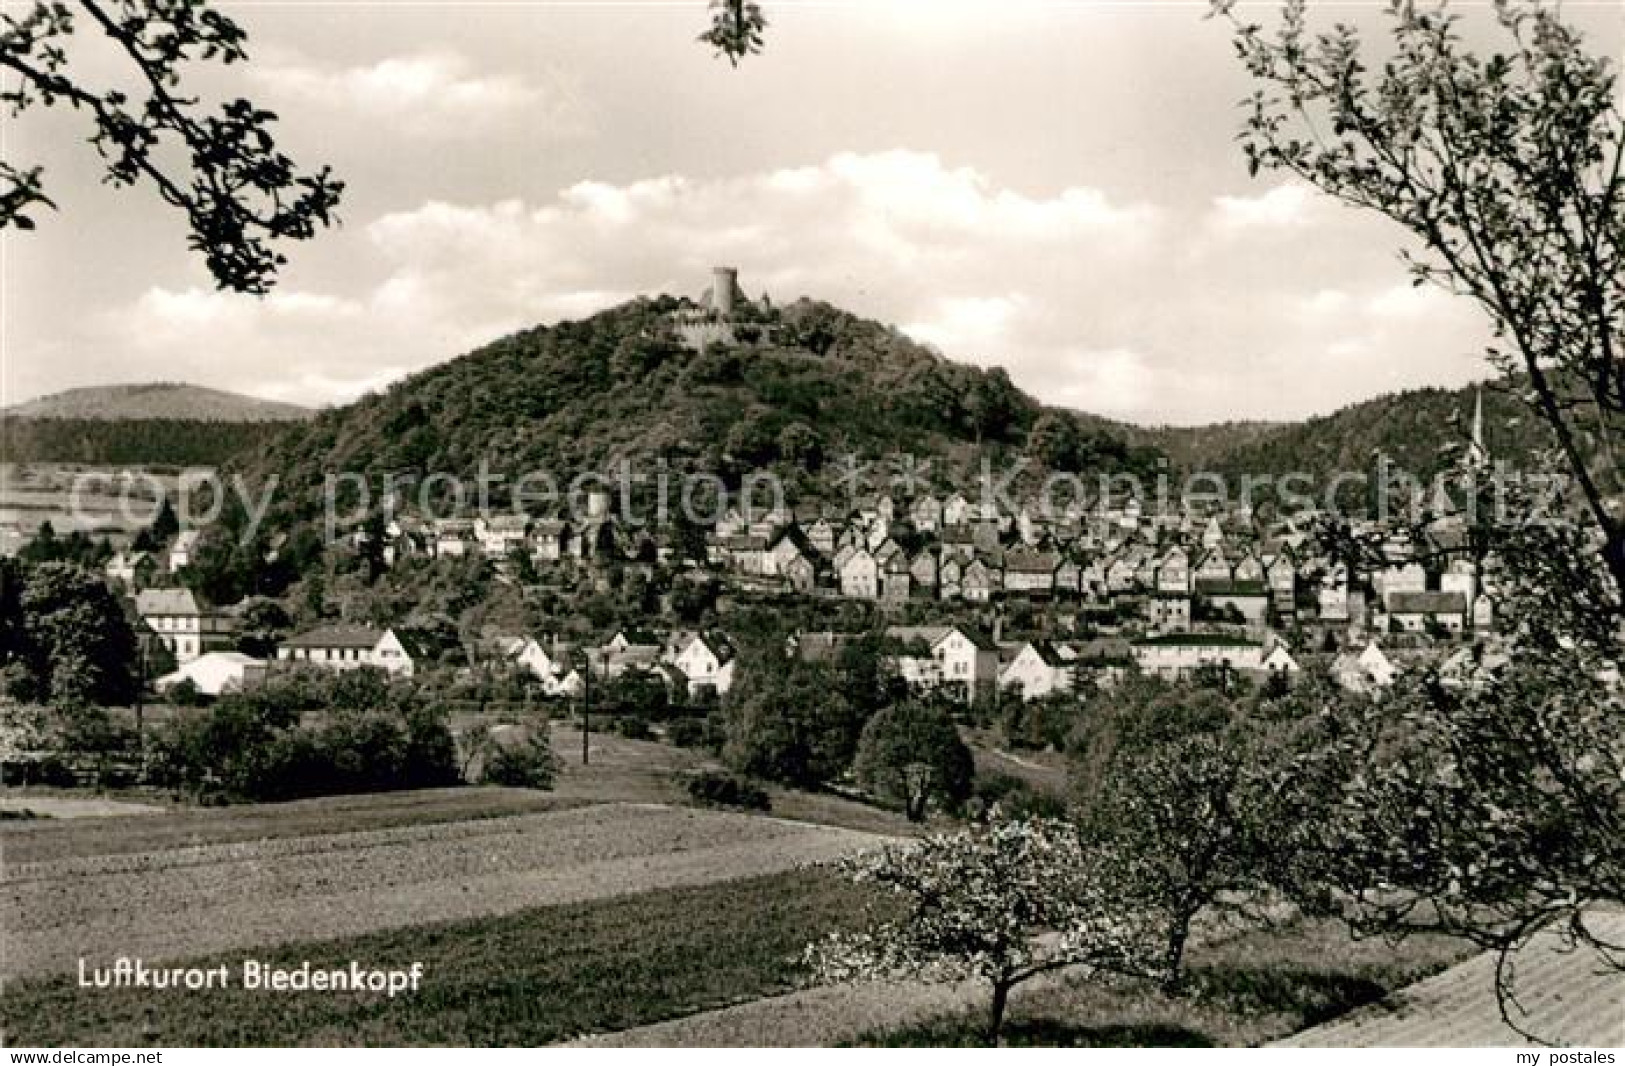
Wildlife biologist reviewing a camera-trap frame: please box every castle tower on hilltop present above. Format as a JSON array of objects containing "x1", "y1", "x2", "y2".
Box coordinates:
[
  {"x1": 669, "y1": 265, "x2": 769, "y2": 351},
  {"x1": 710, "y1": 266, "x2": 739, "y2": 317}
]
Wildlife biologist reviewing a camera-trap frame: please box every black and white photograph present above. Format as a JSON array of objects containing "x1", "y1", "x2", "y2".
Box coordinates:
[{"x1": 0, "y1": 0, "x2": 1622, "y2": 1053}]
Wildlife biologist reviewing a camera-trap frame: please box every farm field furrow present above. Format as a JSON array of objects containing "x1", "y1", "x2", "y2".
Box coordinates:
[
  {"x1": 1, "y1": 802, "x2": 887, "y2": 980},
  {"x1": 0, "y1": 787, "x2": 579, "y2": 865}
]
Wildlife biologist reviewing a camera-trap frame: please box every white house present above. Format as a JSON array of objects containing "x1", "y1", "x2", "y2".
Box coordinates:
[
  {"x1": 167, "y1": 530, "x2": 201, "y2": 572},
  {"x1": 910, "y1": 496, "x2": 943, "y2": 533},
  {"x1": 105, "y1": 550, "x2": 159, "y2": 589},
  {"x1": 276, "y1": 625, "x2": 442, "y2": 676},
  {"x1": 497, "y1": 636, "x2": 570, "y2": 692},
  {"x1": 1131, "y1": 633, "x2": 1265, "y2": 678},
  {"x1": 1148, "y1": 592, "x2": 1192, "y2": 631},
  {"x1": 1377, "y1": 562, "x2": 1429, "y2": 608},
  {"x1": 886, "y1": 625, "x2": 1000, "y2": 702},
  {"x1": 476, "y1": 515, "x2": 531, "y2": 559},
  {"x1": 1332, "y1": 640, "x2": 1399, "y2": 693},
  {"x1": 1385, "y1": 590, "x2": 1468, "y2": 633},
  {"x1": 961, "y1": 558, "x2": 998, "y2": 603},
  {"x1": 942, "y1": 493, "x2": 974, "y2": 528},
  {"x1": 135, "y1": 588, "x2": 237, "y2": 665},
  {"x1": 838, "y1": 548, "x2": 880, "y2": 600},
  {"x1": 1004, "y1": 552, "x2": 1060, "y2": 597},
  {"x1": 1318, "y1": 565, "x2": 1351, "y2": 622},
  {"x1": 155, "y1": 651, "x2": 264, "y2": 697},
  {"x1": 998, "y1": 641, "x2": 1076, "y2": 701},
  {"x1": 1261, "y1": 643, "x2": 1301, "y2": 675},
  {"x1": 529, "y1": 520, "x2": 572, "y2": 563},
  {"x1": 276, "y1": 624, "x2": 383, "y2": 671},
  {"x1": 433, "y1": 519, "x2": 477, "y2": 558},
  {"x1": 667, "y1": 632, "x2": 736, "y2": 697},
  {"x1": 1155, "y1": 547, "x2": 1192, "y2": 594}
]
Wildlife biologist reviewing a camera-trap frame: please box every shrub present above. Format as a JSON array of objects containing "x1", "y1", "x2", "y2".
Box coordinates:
[
  {"x1": 166, "y1": 677, "x2": 207, "y2": 707},
  {"x1": 972, "y1": 772, "x2": 1069, "y2": 822},
  {"x1": 150, "y1": 671, "x2": 462, "y2": 802},
  {"x1": 612, "y1": 715, "x2": 653, "y2": 741},
  {"x1": 481, "y1": 730, "x2": 558, "y2": 790},
  {"x1": 686, "y1": 770, "x2": 770, "y2": 811},
  {"x1": 665, "y1": 716, "x2": 710, "y2": 749}
]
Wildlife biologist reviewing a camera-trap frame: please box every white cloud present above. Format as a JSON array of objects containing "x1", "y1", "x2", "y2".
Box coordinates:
[
  {"x1": 54, "y1": 151, "x2": 1497, "y2": 420},
  {"x1": 903, "y1": 295, "x2": 1027, "y2": 353},
  {"x1": 1210, "y1": 183, "x2": 1316, "y2": 231},
  {"x1": 249, "y1": 51, "x2": 584, "y2": 138},
  {"x1": 1301, "y1": 289, "x2": 1351, "y2": 316},
  {"x1": 1367, "y1": 282, "x2": 1450, "y2": 320},
  {"x1": 1047, "y1": 348, "x2": 1158, "y2": 422}
]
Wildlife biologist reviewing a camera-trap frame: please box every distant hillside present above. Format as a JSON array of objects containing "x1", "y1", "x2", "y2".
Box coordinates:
[
  {"x1": 1129, "y1": 383, "x2": 1580, "y2": 508},
  {"x1": 4, "y1": 383, "x2": 310, "y2": 422},
  {"x1": 0, "y1": 418, "x2": 297, "y2": 467}
]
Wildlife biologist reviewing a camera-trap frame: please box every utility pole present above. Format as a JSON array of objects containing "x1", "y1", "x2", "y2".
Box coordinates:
[{"x1": 580, "y1": 651, "x2": 591, "y2": 766}]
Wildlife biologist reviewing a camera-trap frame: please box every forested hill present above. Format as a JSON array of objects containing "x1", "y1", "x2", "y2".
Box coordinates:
[
  {"x1": 4, "y1": 383, "x2": 310, "y2": 421},
  {"x1": 242, "y1": 296, "x2": 1165, "y2": 523},
  {"x1": 236, "y1": 295, "x2": 1588, "y2": 532},
  {"x1": 1, "y1": 384, "x2": 312, "y2": 467},
  {"x1": 1131, "y1": 384, "x2": 1564, "y2": 489},
  {"x1": 0, "y1": 418, "x2": 296, "y2": 467}
]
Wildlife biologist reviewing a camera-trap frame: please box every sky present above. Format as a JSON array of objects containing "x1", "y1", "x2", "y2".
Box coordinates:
[{"x1": 2, "y1": 0, "x2": 1621, "y2": 426}]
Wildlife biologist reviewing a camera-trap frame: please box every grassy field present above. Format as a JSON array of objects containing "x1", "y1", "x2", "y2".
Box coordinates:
[
  {"x1": 1, "y1": 868, "x2": 882, "y2": 1046},
  {"x1": 4, "y1": 802, "x2": 885, "y2": 980},
  {"x1": 542, "y1": 721, "x2": 922, "y2": 836},
  {"x1": 3, "y1": 724, "x2": 916, "y2": 866},
  {"x1": 0, "y1": 787, "x2": 579, "y2": 865},
  {"x1": 855, "y1": 919, "x2": 1475, "y2": 1047}
]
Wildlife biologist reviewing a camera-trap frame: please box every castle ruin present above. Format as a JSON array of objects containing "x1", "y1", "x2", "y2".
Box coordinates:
[{"x1": 670, "y1": 266, "x2": 766, "y2": 350}]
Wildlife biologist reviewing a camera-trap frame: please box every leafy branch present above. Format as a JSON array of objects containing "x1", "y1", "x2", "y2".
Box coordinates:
[{"x1": 0, "y1": 0, "x2": 343, "y2": 293}]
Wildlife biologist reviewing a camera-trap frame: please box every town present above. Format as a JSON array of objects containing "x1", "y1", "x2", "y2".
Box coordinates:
[{"x1": 116, "y1": 438, "x2": 1496, "y2": 708}]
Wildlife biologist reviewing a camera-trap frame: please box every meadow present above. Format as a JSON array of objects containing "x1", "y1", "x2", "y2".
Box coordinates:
[
  {"x1": 0, "y1": 728, "x2": 1490, "y2": 1048},
  {"x1": 0, "y1": 868, "x2": 880, "y2": 1046},
  {"x1": 2, "y1": 801, "x2": 885, "y2": 980}
]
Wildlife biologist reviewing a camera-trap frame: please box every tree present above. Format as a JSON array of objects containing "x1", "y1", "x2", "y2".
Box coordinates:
[
  {"x1": 724, "y1": 412, "x2": 777, "y2": 465},
  {"x1": 17, "y1": 520, "x2": 58, "y2": 565},
  {"x1": 1071, "y1": 678, "x2": 1311, "y2": 989},
  {"x1": 151, "y1": 496, "x2": 179, "y2": 543},
  {"x1": 1216, "y1": 2, "x2": 1625, "y2": 1036},
  {"x1": 359, "y1": 510, "x2": 388, "y2": 585},
  {"x1": 604, "y1": 666, "x2": 670, "y2": 720},
  {"x1": 1, "y1": 0, "x2": 343, "y2": 292},
  {"x1": 852, "y1": 700, "x2": 974, "y2": 821},
  {"x1": 963, "y1": 368, "x2": 1023, "y2": 445},
  {"x1": 480, "y1": 726, "x2": 558, "y2": 789},
  {"x1": 131, "y1": 496, "x2": 177, "y2": 554},
  {"x1": 808, "y1": 819, "x2": 1161, "y2": 1043},
  {"x1": 1279, "y1": 473, "x2": 1625, "y2": 1042},
  {"x1": 1087, "y1": 724, "x2": 1300, "y2": 990},
  {"x1": 1026, "y1": 412, "x2": 1081, "y2": 471},
  {"x1": 0, "y1": 699, "x2": 49, "y2": 783},
  {"x1": 776, "y1": 420, "x2": 824, "y2": 469},
  {"x1": 721, "y1": 657, "x2": 864, "y2": 788},
  {"x1": 699, "y1": 0, "x2": 767, "y2": 66},
  {"x1": 1215, "y1": 0, "x2": 1625, "y2": 604},
  {"x1": 166, "y1": 676, "x2": 205, "y2": 707},
  {"x1": 235, "y1": 596, "x2": 291, "y2": 658},
  {"x1": 13, "y1": 561, "x2": 139, "y2": 706}
]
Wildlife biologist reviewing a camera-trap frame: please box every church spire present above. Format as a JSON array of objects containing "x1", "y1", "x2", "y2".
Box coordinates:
[{"x1": 1466, "y1": 387, "x2": 1488, "y2": 470}]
